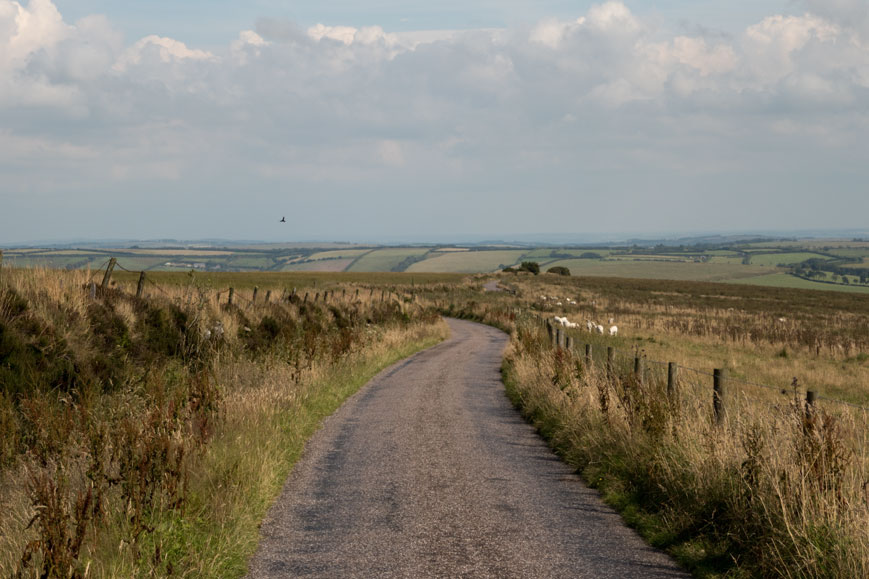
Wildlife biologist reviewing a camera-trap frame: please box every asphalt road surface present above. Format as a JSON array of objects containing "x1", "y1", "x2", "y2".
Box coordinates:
[{"x1": 248, "y1": 318, "x2": 689, "y2": 578}]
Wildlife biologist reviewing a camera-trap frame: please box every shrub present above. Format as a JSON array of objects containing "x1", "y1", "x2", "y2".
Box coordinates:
[
  {"x1": 547, "y1": 266, "x2": 571, "y2": 276},
  {"x1": 519, "y1": 261, "x2": 540, "y2": 275}
]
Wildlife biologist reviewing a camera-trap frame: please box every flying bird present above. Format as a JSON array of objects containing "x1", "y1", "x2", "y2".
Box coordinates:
[{"x1": 280, "y1": 217, "x2": 286, "y2": 223}]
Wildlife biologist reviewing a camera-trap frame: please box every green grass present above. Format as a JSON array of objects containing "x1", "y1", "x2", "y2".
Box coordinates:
[
  {"x1": 747, "y1": 252, "x2": 831, "y2": 266},
  {"x1": 736, "y1": 273, "x2": 869, "y2": 293},
  {"x1": 406, "y1": 250, "x2": 528, "y2": 273},
  {"x1": 279, "y1": 258, "x2": 355, "y2": 272},
  {"x1": 706, "y1": 256, "x2": 744, "y2": 264},
  {"x1": 538, "y1": 259, "x2": 775, "y2": 281},
  {"x1": 347, "y1": 248, "x2": 431, "y2": 272},
  {"x1": 306, "y1": 249, "x2": 372, "y2": 261},
  {"x1": 704, "y1": 250, "x2": 741, "y2": 256},
  {"x1": 159, "y1": 326, "x2": 448, "y2": 577}
]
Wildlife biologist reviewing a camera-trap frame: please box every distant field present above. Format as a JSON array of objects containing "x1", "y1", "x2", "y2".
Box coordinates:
[
  {"x1": 748, "y1": 252, "x2": 830, "y2": 266},
  {"x1": 733, "y1": 273, "x2": 869, "y2": 294},
  {"x1": 827, "y1": 248, "x2": 869, "y2": 258},
  {"x1": 110, "y1": 249, "x2": 238, "y2": 256},
  {"x1": 607, "y1": 254, "x2": 688, "y2": 262},
  {"x1": 745, "y1": 239, "x2": 869, "y2": 250},
  {"x1": 347, "y1": 248, "x2": 431, "y2": 272},
  {"x1": 5, "y1": 255, "x2": 107, "y2": 269},
  {"x1": 538, "y1": 259, "x2": 775, "y2": 281},
  {"x1": 707, "y1": 256, "x2": 744, "y2": 264},
  {"x1": 280, "y1": 258, "x2": 355, "y2": 272},
  {"x1": 406, "y1": 250, "x2": 527, "y2": 273},
  {"x1": 4, "y1": 239, "x2": 869, "y2": 293},
  {"x1": 306, "y1": 249, "x2": 372, "y2": 261},
  {"x1": 705, "y1": 250, "x2": 741, "y2": 256}
]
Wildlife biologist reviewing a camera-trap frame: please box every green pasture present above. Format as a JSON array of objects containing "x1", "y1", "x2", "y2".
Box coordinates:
[
  {"x1": 747, "y1": 252, "x2": 831, "y2": 266},
  {"x1": 826, "y1": 248, "x2": 869, "y2": 259},
  {"x1": 347, "y1": 247, "x2": 431, "y2": 272},
  {"x1": 406, "y1": 250, "x2": 527, "y2": 273},
  {"x1": 280, "y1": 258, "x2": 355, "y2": 272},
  {"x1": 743, "y1": 239, "x2": 869, "y2": 250},
  {"x1": 538, "y1": 259, "x2": 775, "y2": 282},
  {"x1": 734, "y1": 273, "x2": 869, "y2": 294},
  {"x1": 113, "y1": 257, "x2": 174, "y2": 271},
  {"x1": 4, "y1": 254, "x2": 105, "y2": 269},
  {"x1": 607, "y1": 254, "x2": 688, "y2": 261},
  {"x1": 307, "y1": 249, "x2": 372, "y2": 261},
  {"x1": 704, "y1": 250, "x2": 741, "y2": 256},
  {"x1": 707, "y1": 256, "x2": 744, "y2": 264}
]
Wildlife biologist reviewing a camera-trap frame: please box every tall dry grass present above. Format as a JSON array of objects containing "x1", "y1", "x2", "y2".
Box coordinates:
[
  {"x1": 406, "y1": 275, "x2": 868, "y2": 576},
  {"x1": 0, "y1": 267, "x2": 446, "y2": 577},
  {"x1": 504, "y1": 319, "x2": 869, "y2": 576}
]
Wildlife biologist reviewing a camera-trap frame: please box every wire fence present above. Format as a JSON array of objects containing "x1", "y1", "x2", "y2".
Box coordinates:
[
  {"x1": 534, "y1": 314, "x2": 869, "y2": 417},
  {"x1": 81, "y1": 258, "x2": 401, "y2": 312}
]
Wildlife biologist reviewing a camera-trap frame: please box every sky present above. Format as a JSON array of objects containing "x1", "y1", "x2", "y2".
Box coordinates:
[{"x1": 2, "y1": 0, "x2": 868, "y2": 244}]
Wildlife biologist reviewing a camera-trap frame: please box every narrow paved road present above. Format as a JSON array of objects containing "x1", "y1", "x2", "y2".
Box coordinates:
[{"x1": 248, "y1": 318, "x2": 688, "y2": 578}]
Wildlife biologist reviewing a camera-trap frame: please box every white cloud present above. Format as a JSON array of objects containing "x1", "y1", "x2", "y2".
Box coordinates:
[
  {"x1": 3, "y1": 1, "x2": 869, "y2": 240},
  {"x1": 0, "y1": 0, "x2": 69, "y2": 69},
  {"x1": 114, "y1": 34, "x2": 215, "y2": 71}
]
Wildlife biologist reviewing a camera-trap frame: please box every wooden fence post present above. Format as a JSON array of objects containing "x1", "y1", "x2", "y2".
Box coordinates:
[
  {"x1": 265, "y1": 290, "x2": 271, "y2": 303},
  {"x1": 90, "y1": 282, "x2": 96, "y2": 300},
  {"x1": 713, "y1": 369, "x2": 727, "y2": 425},
  {"x1": 136, "y1": 271, "x2": 146, "y2": 298},
  {"x1": 556, "y1": 328, "x2": 564, "y2": 349},
  {"x1": 566, "y1": 336, "x2": 574, "y2": 351},
  {"x1": 252, "y1": 286, "x2": 259, "y2": 303},
  {"x1": 228, "y1": 287, "x2": 235, "y2": 306},
  {"x1": 303, "y1": 292, "x2": 308, "y2": 304},
  {"x1": 805, "y1": 390, "x2": 816, "y2": 420},
  {"x1": 667, "y1": 362, "x2": 677, "y2": 398},
  {"x1": 546, "y1": 322, "x2": 555, "y2": 346},
  {"x1": 634, "y1": 357, "x2": 644, "y2": 383},
  {"x1": 585, "y1": 344, "x2": 592, "y2": 367},
  {"x1": 606, "y1": 347, "x2": 614, "y2": 380},
  {"x1": 101, "y1": 257, "x2": 117, "y2": 290}
]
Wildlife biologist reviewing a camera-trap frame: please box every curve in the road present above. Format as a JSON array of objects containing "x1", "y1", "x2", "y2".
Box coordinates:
[{"x1": 248, "y1": 318, "x2": 688, "y2": 578}]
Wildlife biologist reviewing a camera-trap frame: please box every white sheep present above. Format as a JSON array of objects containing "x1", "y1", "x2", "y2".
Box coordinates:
[
  {"x1": 556, "y1": 302, "x2": 563, "y2": 306},
  {"x1": 596, "y1": 324, "x2": 604, "y2": 334},
  {"x1": 586, "y1": 320, "x2": 594, "y2": 332},
  {"x1": 565, "y1": 321, "x2": 578, "y2": 329},
  {"x1": 608, "y1": 317, "x2": 615, "y2": 324},
  {"x1": 609, "y1": 325, "x2": 618, "y2": 336}
]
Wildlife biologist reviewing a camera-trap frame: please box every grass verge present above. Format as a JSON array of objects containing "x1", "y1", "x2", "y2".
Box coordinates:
[
  {"x1": 96, "y1": 321, "x2": 449, "y2": 577},
  {"x1": 499, "y1": 320, "x2": 868, "y2": 578}
]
